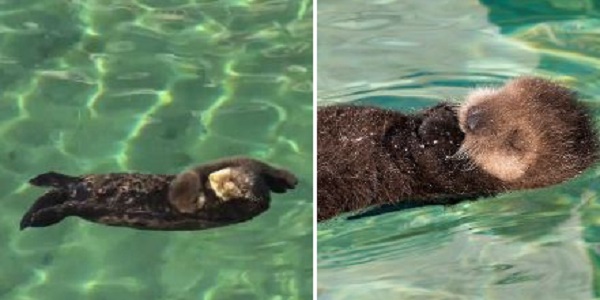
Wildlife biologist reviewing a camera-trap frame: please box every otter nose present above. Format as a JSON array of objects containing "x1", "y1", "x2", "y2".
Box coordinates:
[{"x1": 466, "y1": 108, "x2": 483, "y2": 132}]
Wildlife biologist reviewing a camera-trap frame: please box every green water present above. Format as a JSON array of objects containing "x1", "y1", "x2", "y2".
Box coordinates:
[
  {"x1": 0, "y1": 1, "x2": 312, "y2": 299},
  {"x1": 318, "y1": 0, "x2": 600, "y2": 299}
]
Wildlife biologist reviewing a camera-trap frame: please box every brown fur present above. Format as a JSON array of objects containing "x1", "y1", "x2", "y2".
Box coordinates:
[
  {"x1": 458, "y1": 77, "x2": 598, "y2": 189},
  {"x1": 318, "y1": 77, "x2": 598, "y2": 221}
]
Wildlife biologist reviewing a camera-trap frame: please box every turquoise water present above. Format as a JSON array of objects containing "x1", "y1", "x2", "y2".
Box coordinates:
[
  {"x1": 318, "y1": 0, "x2": 600, "y2": 299},
  {"x1": 1, "y1": 1, "x2": 312, "y2": 299}
]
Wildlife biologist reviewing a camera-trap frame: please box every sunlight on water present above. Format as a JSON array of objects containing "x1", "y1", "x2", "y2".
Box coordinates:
[
  {"x1": 0, "y1": 0, "x2": 312, "y2": 299},
  {"x1": 318, "y1": 0, "x2": 600, "y2": 299}
]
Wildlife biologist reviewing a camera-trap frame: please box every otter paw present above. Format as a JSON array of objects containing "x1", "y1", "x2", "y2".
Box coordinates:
[{"x1": 418, "y1": 105, "x2": 463, "y2": 148}]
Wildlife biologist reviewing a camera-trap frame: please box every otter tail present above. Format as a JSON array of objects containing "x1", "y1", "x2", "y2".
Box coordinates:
[{"x1": 29, "y1": 172, "x2": 80, "y2": 188}]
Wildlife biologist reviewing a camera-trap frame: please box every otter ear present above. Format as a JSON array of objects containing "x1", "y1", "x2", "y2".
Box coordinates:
[{"x1": 262, "y1": 168, "x2": 298, "y2": 193}]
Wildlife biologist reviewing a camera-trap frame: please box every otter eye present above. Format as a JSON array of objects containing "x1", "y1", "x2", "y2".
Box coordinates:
[
  {"x1": 466, "y1": 107, "x2": 484, "y2": 132},
  {"x1": 507, "y1": 130, "x2": 525, "y2": 152}
]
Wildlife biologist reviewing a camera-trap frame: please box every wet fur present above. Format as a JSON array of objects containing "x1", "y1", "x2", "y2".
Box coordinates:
[
  {"x1": 317, "y1": 77, "x2": 598, "y2": 221},
  {"x1": 21, "y1": 157, "x2": 298, "y2": 231},
  {"x1": 458, "y1": 77, "x2": 598, "y2": 188}
]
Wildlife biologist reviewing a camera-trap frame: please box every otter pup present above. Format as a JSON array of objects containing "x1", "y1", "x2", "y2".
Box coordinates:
[
  {"x1": 20, "y1": 157, "x2": 298, "y2": 230},
  {"x1": 318, "y1": 77, "x2": 598, "y2": 221}
]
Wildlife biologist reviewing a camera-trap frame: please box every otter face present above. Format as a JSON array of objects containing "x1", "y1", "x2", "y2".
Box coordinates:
[
  {"x1": 457, "y1": 77, "x2": 598, "y2": 187},
  {"x1": 457, "y1": 84, "x2": 539, "y2": 182},
  {"x1": 208, "y1": 167, "x2": 262, "y2": 201}
]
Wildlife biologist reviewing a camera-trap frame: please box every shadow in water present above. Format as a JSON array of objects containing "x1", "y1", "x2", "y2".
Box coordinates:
[
  {"x1": 346, "y1": 202, "x2": 429, "y2": 220},
  {"x1": 346, "y1": 197, "x2": 471, "y2": 220}
]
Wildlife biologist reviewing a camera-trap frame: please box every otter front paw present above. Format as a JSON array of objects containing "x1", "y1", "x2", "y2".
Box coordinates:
[
  {"x1": 418, "y1": 104, "x2": 463, "y2": 147},
  {"x1": 206, "y1": 157, "x2": 298, "y2": 194},
  {"x1": 190, "y1": 157, "x2": 297, "y2": 202},
  {"x1": 207, "y1": 160, "x2": 298, "y2": 201}
]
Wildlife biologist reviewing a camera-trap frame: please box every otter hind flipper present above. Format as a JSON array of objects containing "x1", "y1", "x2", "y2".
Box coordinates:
[
  {"x1": 20, "y1": 191, "x2": 113, "y2": 230},
  {"x1": 29, "y1": 172, "x2": 81, "y2": 188},
  {"x1": 20, "y1": 190, "x2": 70, "y2": 230}
]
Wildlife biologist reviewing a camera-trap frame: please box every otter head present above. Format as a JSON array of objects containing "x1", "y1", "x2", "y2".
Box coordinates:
[
  {"x1": 208, "y1": 167, "x2": 269, "y2": 202},
  {"x1": 457, "y1": 77, "x2": 598, "y2": 188},
  {"x1": 169, "y1": 171, "x2": 206, "y2": 214}
]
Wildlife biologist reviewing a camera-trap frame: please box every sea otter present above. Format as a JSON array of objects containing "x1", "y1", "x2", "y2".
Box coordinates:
[
  {"x1": 318, "y1": 77, "x2": 598, "y2": 221},
  {"x1": 20, "y1": 157, "x2": 298, "y2": 230}
]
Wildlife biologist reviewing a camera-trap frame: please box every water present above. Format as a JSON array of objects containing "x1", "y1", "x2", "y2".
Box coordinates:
[
  {"x1": 0, "y1": 1, "x2": 312, "y2": 299},
  {"x1": 318, "y1": 0, "x2": 600, "y2": 299}
]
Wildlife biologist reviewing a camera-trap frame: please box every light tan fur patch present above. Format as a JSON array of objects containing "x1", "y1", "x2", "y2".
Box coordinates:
[
  {"x1": 209, "y1": 168, "x2": 245, "y2": 201},
  {"x1": 473, "y1": 151, "x2": 528, "y2": 181}
]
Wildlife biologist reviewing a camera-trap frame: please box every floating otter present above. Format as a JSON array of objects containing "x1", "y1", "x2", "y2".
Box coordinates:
[
  {"x1": 21, "y1": 157, "x2": 298, "y2": 230},
  {"x1": 318, "y1": 77, "x2": 598, "y2": 221}
]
